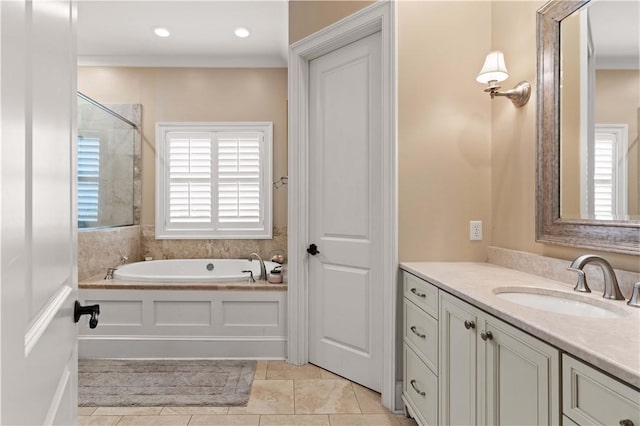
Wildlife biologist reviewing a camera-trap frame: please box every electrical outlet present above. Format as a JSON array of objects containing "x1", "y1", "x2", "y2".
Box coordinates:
[{"x1": 470, "y1": 220, "x2": 483, "y2": 241}]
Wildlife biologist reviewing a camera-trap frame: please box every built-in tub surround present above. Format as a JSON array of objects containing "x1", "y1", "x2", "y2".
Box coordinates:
[
  {"x1": 78, "y1": 225, "x2": 141, "y2": 281},
  {"x1": 400, "y1": 261, "x2": 640, "y2": 388},
  {"x1": 487, "y1": 246, "x2": 640, "y2": 299},
  {"x1": 141, "y1": 225, "x2": 287, "y2": 262},
  {"x1": 78, "y1": 276, "x2": 287, "y2": 358}
]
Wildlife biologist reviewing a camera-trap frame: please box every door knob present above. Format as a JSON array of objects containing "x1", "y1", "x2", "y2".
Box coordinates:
[
  {"x1": 74, "y1": 301, "x2": 100, "y2": 329},
  {"x1": 464, "y1": 320, "x2": 476, "y2": 330},
  {"x1": 480, "y1": 330, "x2": 493, "y2": 341},
  {"x1": 307, "y1": 244, "x2": 320, "y2": 256}
]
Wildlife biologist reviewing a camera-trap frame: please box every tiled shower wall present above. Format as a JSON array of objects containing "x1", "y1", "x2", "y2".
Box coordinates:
[
  {"x1": 78, "y1": 226, "x2": 288, "y2": 281},
  {"x1": 78, "y1": 225, "x2": 142, "y2": 281}
]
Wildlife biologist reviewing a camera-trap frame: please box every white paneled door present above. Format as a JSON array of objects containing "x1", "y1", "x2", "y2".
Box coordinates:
[
  {"x1": 308, "y1": 31, "x2": 383, "y2": 391},
  {"x1": 1, "y1": 1, "x2": 78, "y2": 424}
]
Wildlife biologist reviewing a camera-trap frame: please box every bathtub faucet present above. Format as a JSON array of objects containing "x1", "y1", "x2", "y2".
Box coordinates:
[{"x1": 248, "y1": 253, "x2": 267, "y2": 281}]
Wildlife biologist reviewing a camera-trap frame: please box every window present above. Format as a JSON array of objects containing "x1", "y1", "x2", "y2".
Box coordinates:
[
  {"x1": 156, "y1": 122, "x2": 272, "y2": 239},
  {"x1": 77, "y1": 136, "x2": 100, "y2": 224},
  {"x1": 588, "y1": 124, "x2": 628, "y2": 220}
]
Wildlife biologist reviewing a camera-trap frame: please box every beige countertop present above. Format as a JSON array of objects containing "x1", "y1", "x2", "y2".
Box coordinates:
[
  {"x1": 80, "y1": 274, "x2": 287, "y2": 291},
  {"x1": 400, "y1": 261, "x2": 640, "y2": 389}
]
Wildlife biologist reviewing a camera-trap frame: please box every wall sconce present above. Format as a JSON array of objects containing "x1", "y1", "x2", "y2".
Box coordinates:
[{"x1": 476, "y1": 50, "x2": 531, "y2": 107}]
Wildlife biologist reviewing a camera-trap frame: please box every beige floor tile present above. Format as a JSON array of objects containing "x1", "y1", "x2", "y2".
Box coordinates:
[
  {"x1": 117, "y1": 415, "x2": 191, "y2": 425},
  {"x1": 93, "y1": 407, "x2": 163, "y2": 416},
  {"x1": 254, "y1": 361, "x2": 268, "y2": 380},
  {"x1": 318, "y1": 369, "x2": 343, "y2": 380},
  {"x1": 351, "y1": 383, "x2": 389, "y2": 414},
  {"x1": 188, "y1": 414, "x2": 260, "y2": 425},
  {"x1": 77, "y1": 416, "x2": 121, "y2": 426},
  {"x1": 78, "y1": 407, "x2": 98, "y2": 416},
  {"x1": 294, "y1": 380, "x2": 361, "y2": 414},
  {"x1": 161, "y1": 407, "x2": 229, "y2": 415},
  {"x1": 328, "y1": 414, "x2": 400, "y2": 425},
  {"x1": 265, "y1": 362, "x2": 321, "y2": 380},
  {"x1": 228, "y1": 380, "x2": 294, "y2": 415},
  {"x1": 396, "y1": 414, "x2": 419, "y2": 425},
  {"x1": 258, "y1": 414, "x2": 330, "y2": 425}
]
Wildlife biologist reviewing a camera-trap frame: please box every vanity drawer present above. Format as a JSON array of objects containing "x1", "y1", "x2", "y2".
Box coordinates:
[
  {"x1": 404, "y1": 299, "x2": 438, "y2": 374},
  {"x1": 404, "y1": 344, "x2": 438, "y2": 426},
  {"x1": 403, "y1": 272, "x2": 438, "y2": 319},
  {"x1": 563, "y1": 355, "x2": 640, "y2": 426}
]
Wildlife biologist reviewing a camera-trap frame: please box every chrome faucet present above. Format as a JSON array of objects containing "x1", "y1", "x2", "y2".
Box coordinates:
[
  {"x1": 248, "y1": 252, "x2": 266, "y2": 281},
  {"x1": 568, "y1": 255, "x2": 625, "y2": 300},
  {"x1": 105, "y1": 255, "x2": 128, "y2": 280}
]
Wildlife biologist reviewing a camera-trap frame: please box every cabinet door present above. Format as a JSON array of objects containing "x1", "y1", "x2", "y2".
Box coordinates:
[
  {"x1": 481, "y1": 317, "x2": 560, "y2": 426},
  {"x1": 439, "y1": 292, "x2": 480, "y2": 426}
]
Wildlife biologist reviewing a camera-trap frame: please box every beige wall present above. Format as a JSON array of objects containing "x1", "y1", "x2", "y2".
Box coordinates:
[
  {"x1": 77, "y1": 67, "x2": 288, "y2": 228},
  {"x1": 398, "y1": 1, "x2": 492, "y2": 261},
  {"x1": 289, "y1": 0, "x2": 374, "y2": 44},
  {"x1": 595, "y1": 69, "x2": 640, "y2": 217},
  {"x1": 491, "y1": 1, "x2": 638, "y2": 271}
]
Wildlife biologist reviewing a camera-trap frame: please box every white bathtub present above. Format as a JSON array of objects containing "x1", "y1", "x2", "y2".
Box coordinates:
[{"x1": 113, "y1": 259, "x2": 279, "y2": 282}]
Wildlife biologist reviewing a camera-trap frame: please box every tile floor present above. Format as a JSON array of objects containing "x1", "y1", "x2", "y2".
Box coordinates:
[{"x1": 78, "y1": 361, "x2": 418, "y2": 426}]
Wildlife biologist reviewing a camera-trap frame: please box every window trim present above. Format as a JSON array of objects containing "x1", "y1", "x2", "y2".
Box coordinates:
[{"x1": 155, "y1": 122, "x2": 273, "y2": 239}]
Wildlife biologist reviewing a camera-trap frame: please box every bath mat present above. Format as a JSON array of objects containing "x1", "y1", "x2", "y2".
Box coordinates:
[{"x1": 78, "y1": 359, "x2": 255, "y2": 407}]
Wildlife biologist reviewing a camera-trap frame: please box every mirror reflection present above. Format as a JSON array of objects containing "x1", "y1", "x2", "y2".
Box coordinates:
[
  {"x1": 560, "y1": 0, "x2": 640, "y2": 221},
  {"x1": 77, "y1": 93, "x2": 137, "y2": 229}
]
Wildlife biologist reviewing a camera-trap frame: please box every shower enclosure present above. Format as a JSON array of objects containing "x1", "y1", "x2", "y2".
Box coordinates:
[{"x1": 77, "y1": 92, "x2": 137, "y2": 229}]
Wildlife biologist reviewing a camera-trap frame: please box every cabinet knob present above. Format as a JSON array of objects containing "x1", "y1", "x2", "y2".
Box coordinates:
[
  {"x1": 480, "y1": 330, "x2": 493, "y2": 341},
  {"x1": 410, "y1": 288, "x2": 426, "y2": 298},
  {"x1": 410, "y1": 326, "x2": 426, "y2": 339},
  {"x1": 464, "y1": 320, "x2": 476, "y2": 330},
  {"x1": 410, "y1": 379, "x2": 426, "y2": 396},
  {"x1": 620, "y1": 420, "x2": 634, "y2": 426}
]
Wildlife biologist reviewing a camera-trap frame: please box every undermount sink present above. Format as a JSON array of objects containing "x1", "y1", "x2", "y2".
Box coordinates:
[{"x1": 493, "y1": 287, "x2": 628, "y2": 319}]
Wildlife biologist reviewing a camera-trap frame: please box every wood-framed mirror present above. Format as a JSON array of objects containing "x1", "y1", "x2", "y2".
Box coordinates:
[{"x1": 536, "y1": 0, "x2": 640, "y2": 255}]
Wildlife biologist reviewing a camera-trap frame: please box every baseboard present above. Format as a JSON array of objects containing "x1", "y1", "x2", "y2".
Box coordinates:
[{"x1": 79, "y1": 335, "x2": 287, "y2": 359}]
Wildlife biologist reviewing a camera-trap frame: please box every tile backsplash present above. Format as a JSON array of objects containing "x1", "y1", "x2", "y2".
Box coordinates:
[{"x1": 487, "y1": 246, "x2": 640, "y2": 300}]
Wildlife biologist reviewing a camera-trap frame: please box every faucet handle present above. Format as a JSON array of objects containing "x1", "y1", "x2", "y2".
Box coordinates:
[
  {"x1": 628, "y1": 282, "x2": 640, "y2": 308},
  {"x1": 567, "y1": 268, "x2": 591, "y2": 293}
]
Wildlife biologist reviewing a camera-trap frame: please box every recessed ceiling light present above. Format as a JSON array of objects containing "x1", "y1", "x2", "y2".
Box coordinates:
[
  {"x1": 153, "y1": 27, "x2": 170, "y2": 38},
  {"x1": 234, "y1": 27, "x2": 250, "y2": 38}
]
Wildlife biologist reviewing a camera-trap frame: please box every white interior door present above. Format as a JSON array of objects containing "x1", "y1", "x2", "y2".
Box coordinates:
[
  {"x1": 1, "y1": 1, "x2": 78, "y2": 424},
  {"x1": 308, "y1": 31, "x2": 383, "y2": 391}
]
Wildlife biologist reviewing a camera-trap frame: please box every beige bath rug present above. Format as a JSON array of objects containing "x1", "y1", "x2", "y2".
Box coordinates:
[{"x1": 78, "y1": 359, "x2": 255, "y2": 407}]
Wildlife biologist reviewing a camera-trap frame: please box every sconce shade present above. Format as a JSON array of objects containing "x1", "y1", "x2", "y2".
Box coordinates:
[{"x1": 476, "y1": 50, "x2": 509, "y2": 84}]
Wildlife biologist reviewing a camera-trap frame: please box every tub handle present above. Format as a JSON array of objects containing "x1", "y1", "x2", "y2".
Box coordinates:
[{"x1": 242, "y1": 270, "x2": 255, "y2": 283}]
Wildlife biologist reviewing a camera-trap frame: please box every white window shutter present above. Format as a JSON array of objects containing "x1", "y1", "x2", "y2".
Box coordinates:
[
  {"x1": 77, "y1": 137, "x2": 100, "y2": 223},
  {"x1": 156, "y1": 122, "x2": 272, "y2": 239},
  {"x1": 217, "y1": 133, "x2": 262, "y2": 227},
  {"x1": 593, "y1": 136, "x2": 614, "y2": 220},
  {"x1": 167, "y1": 133, "x2": 213, "y2": 224}
]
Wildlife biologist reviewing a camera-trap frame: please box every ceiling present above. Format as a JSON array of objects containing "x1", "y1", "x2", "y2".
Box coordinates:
[
  {"x1": 77, "y1": 1, "x2": 288, "y2": 68},
  {"x1": 589, "y1": 0, "x2": 639, "y2": 69}
]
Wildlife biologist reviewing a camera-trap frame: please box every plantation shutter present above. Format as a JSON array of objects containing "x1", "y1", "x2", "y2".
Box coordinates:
[
  {"x1": 167, "y1": 133, "x2": 212, "y2": 224},
  {"x1": 593, "y1": 133, "x2": 615, "y2": 220},
  {"x1": 77, "y1": 136, "x2": 100, "y2": 223},
  {"x1": 217, "y1": 132, "x2": 262, "y2": 227},
  {"x1": 156, "y1": 122, "x2": 272, "y2": 239}
]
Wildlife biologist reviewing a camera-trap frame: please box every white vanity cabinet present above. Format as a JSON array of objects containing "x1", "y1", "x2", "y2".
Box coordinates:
[
  {"x1": 402, "y1": 272, "x2": 439, "y2": 426},
  {"x1": 401, "y1": 270, "x2": 561, "y2": 426},
  {"x1": 562, "y1": 355, "x2": 640, "y2": 426},
  {"x1": 439, "y1": 291, "x2": 560, "y2": 426}
]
